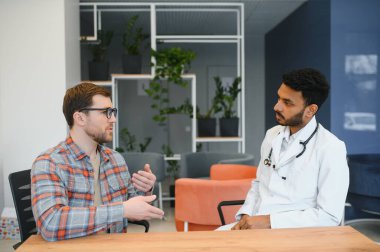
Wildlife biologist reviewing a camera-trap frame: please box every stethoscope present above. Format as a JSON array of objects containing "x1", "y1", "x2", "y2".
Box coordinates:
[{"x1": 263, "y1": 123, "x2": 319, "y2": 167}]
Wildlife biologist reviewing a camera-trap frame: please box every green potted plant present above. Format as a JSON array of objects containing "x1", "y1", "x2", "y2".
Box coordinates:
[
  {"x1": 122, "y1": 15, "x2": 149, "y2": 74},
  {"x1": 196, "y1": 76, "x2": 224, "y2": 137},
  {"x1": 217, "y1": 76, "x2": 241, "y2": 136},
  {"x1": 145, "y1": 47, "x2": 196, "y2": 126},
  {"x1": 87, "y1": 30, "x2": 114, "y2": 80},
  {"x1": 115, "y1": 127, "x2": 152, "y2": 153}
]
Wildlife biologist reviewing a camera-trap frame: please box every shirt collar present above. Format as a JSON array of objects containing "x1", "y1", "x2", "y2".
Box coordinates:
[{"x1": 64, "y1": 136, "x2": 111, "y2": 162}]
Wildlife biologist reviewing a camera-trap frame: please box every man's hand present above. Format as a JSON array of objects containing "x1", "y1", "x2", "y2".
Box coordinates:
[
  {"x1": 232, "y1": 214, "x2": 271, "y2": 230},
  {"x1": 131, "y1": 164, "x2": 156, "y2": 193},
  {"x1": 123, "y1": 195, "x2": 164, "y2": 221}
]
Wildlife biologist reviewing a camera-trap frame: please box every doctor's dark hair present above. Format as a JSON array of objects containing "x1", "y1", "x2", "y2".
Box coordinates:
[
  {"x1": 63, "y1": 82, "x2": 111, "y2": 128},
  {"x1": 282, "y1": 68, "x2": 329, "y2": 109}
]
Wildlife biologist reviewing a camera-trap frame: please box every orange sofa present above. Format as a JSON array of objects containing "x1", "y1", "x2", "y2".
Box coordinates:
[{"x1": 175, "y1": 164, "x2": 257, "y2": 231}]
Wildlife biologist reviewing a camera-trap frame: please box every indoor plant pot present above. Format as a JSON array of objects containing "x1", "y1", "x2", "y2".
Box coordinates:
[
  {"x1": 122, "y1": 15, "x2": 148, "y2": 74},
  {"x1": 219, "y1": 117, "x2": 239, "y2": 136},
  {"x1": 86, "y1": 29, "x2": 113, "y2": 81},
  {"x1": 88, "y1": 61, "x2": 109, "y2": 81},
  {"x1": 122, "y1": 54, "x2": 142, "y2": 74},
  {"x1": 215, "y1": 76, "x2": 241, "y2": 137},
  {"x1": 197, "y1": 118, "x2": 217, "y2": 137}
]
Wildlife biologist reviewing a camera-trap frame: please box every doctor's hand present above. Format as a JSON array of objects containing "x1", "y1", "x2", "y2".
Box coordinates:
[
  {"x1": 123, "y1": 195, "x2": 164, "y2": 221},
  {"x1": 232, "y1": 214, "x2": 271, "y2": 230},
  {"x1": 131, "y1": 164, "x2": 156, "y2": 193}
]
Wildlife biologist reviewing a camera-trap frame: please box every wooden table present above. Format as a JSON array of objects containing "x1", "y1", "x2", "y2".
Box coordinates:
[{"x1": 17, "y1": 226, "x2": 380, "y2": 252}]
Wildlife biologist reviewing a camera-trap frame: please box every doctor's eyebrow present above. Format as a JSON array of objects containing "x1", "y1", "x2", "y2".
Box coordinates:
[{"x1": 277, "y1": 94, "x2": 294, "y2": 105}]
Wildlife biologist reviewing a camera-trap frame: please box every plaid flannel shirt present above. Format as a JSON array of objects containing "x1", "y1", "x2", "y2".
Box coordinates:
[{"x1": 31, "y1": 137, "x2": 142, "y2": 241}]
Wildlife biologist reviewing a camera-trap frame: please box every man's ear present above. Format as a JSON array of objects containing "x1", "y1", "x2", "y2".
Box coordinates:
[
  {"x1": 73, "y1": 111, "x2": 86, "y2": 126},
  {"x1": 306, "y1": 104, "x2": 318, "y2": 118}
]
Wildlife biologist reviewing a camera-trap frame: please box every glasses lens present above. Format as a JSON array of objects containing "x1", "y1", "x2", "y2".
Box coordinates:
[{"x1": 106, "y1": 108, "x2": 117, "y2": 118}]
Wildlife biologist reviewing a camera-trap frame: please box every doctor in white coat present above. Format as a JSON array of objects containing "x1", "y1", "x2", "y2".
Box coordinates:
[{"x1": 232, "y1": 68, "x2": 349, "y2": 230}]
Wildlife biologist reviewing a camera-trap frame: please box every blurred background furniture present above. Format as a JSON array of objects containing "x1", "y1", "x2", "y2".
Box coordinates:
[
  {"x1": 121, "y1": 152, "x2": 166, "y2": 210},
  {"x1": 8, "y1": 170, "x2": 37, "y2": 249},
  {"x1": 175, "y1": 164, "x2": 257, "y2": 231},
  {"x1": 344, "y1": 154, "x2": 380, "y2": 243},
  {"x1": 179, "y1": 152, "x2": 254, "y2": 178}
]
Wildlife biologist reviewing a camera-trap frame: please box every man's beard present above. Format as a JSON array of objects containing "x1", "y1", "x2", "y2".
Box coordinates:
[
  {"x1": 85, "y1": 128, "x2": 112, "y2": 144},
  {"x1": 275, "y1": 108, "x2": 305, "y2": 127}
]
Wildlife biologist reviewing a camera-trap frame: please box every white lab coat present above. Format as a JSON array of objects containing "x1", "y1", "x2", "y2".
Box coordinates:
[{"x1": 236, "y1": 117, "x2": 349, "y2": 228}]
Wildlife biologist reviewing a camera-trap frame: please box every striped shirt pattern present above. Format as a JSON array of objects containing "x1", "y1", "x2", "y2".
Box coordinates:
[{"x1": 31, "y1": 137, "x2": 142, "y2": 241}]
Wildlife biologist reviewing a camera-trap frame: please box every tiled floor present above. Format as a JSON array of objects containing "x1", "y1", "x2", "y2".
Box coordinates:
[{"x1": 0, "y1": 202, "x2": 176, "y2": 252}]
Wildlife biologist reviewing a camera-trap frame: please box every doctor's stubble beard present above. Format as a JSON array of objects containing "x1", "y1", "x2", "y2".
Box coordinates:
[{"x1": 275, "y1": 108, "x2": 306, "y2": 127}]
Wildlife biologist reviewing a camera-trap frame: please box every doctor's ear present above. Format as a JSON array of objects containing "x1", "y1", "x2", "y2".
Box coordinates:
[{"x1": 306, "y1": 104, "x2": 318, "y2": 117}]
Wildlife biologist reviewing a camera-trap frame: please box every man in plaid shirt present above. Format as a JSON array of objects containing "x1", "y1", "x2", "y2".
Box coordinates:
[{"x1": 31, "y1": 83, "x2": 164, "y2": 241}]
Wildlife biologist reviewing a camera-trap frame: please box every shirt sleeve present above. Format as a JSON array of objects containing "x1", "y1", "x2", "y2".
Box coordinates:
[
  {"x1": 270, "y1": 140, "x2": 349, "y2": 228},
  {"x1": 31, "y1": 156, "x2": 124, "y2": 241}
]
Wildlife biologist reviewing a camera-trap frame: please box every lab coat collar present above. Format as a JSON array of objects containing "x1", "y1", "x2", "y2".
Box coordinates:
[{"x1": 271, "y1": 117, "x2": 317, "y2": 167}]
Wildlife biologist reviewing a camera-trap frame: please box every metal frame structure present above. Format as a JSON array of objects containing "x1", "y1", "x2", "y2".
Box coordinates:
[{"x1": 80, "y1": 2, "x2": 246, "y2": 153}]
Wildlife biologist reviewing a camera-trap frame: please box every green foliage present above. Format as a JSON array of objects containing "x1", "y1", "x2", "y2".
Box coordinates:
[
  {"x1": 160, "y1": 98, "x2": 194, "y2": 117},
  {"x1": 88, "y1": 30, "x2": 114, "y2": 62},
  {"x1": 145, "y1": 47, "x2": 196, "y2": 125},
  {"x1": 115, "y1": 147, "x2": 125, "y2": 153},
  {"x1": 122, "y1": 15, "x2": 149, "y2": 56},
  {"x1": 216, "y1": 76, "x2": 241, "y2": 118},
  {"x1": 196, "y1": 77, "x2": 224, "y2": 119},
  {"x1": 117, "y1": 127, "x2": 152, "y2": 153},
  {"x1": 162, "y1": 144, "x2": 180, "y2": 183},
  {"x1": 151, "y1": 48, "x2": 196, "y2": 87}
]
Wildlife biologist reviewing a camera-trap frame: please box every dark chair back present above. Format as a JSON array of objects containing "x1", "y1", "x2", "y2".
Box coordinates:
[
  {"x1": 8, "y1": 169, "x2": 37, "y2": 249},
  {"x1": 121, "y1": 152, "x2": 166, "y2": 210},
  {"x1": 344, "y1": 154, "x2": 380, "y2": 242},
  {"x1": 347, "y1": 154, "x2": 380, "y2": 214},
  {"x1": 121, "y1": 152, "x2": 166, "y2": 182}
]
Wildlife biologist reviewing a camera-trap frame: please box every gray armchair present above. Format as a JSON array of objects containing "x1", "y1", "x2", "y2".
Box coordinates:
[
  {"x1": 344, "y1": 154, "x2": 380, "y2": 243},
  {"x1": 179, "y1": 152, "x2": 254, "y2": 178},
  {"x1": 121, "y1": 152, "x2": 166, "y2": 210}
]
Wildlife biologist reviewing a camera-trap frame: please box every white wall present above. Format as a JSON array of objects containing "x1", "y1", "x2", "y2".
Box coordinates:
[{"x1": 0, "y1": 0, "x2": 80, "y2": 209}]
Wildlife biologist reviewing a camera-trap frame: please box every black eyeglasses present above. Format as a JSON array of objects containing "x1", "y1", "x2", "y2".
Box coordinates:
[{"x1": 79, "y1": 107, "x2": 117, "y2": 119}]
